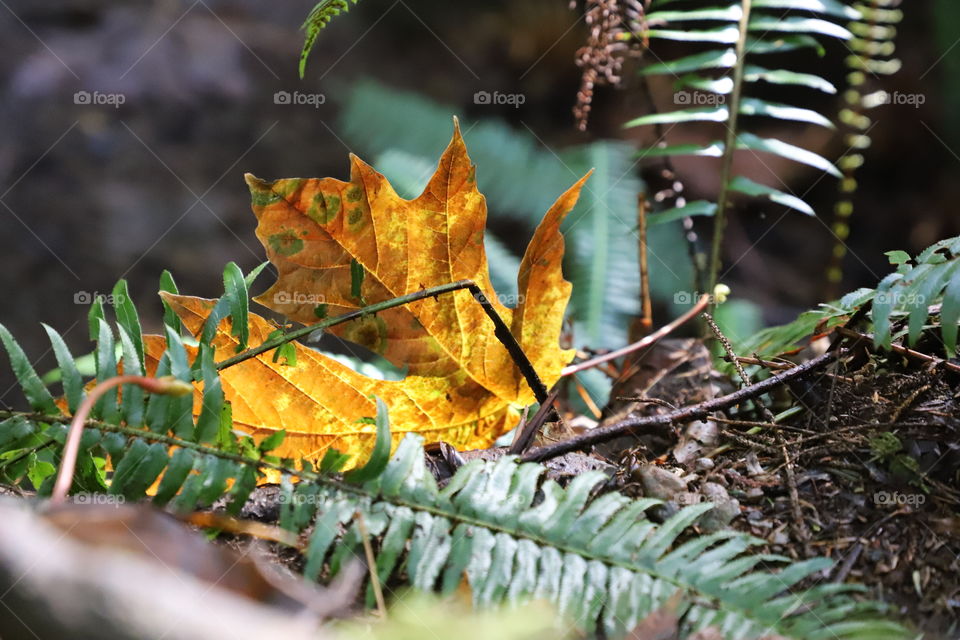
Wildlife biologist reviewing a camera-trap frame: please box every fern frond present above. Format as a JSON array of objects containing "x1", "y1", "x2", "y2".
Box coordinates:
[
  {"x1": 0, "y1": 271, "x2": 909, "y2": 638},
  {"x1": 290, "y1": 432, "x2": 906, "y2": 639},
  {"x1": 299, "y1": 0, "x2": 361, "y2": 78},
  {"x1": 627, "y1": 0, "x2": 859, "y2": 292},
  {"x1": 737, "y1": 235, "x2": 960, "y2": 359},
  {"x1": 0, "y1": 266, "x2": 289, "y2": 507}
]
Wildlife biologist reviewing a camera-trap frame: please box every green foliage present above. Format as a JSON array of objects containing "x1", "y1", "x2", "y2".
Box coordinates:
[
  {"x1": 868, "y1": 432, "x2": 928, "y2": 490},
  {"x1": 300, "y1": 1, "x2": 361, "y2": 78},
  {"x1": 933, "y1": 0, "x2": 960, "y2": 145},
  {"x1": 631, "y1": 0, "x2": 855, "y2": 208},
  {"x1": 735, "y1": 235, "x2": 960, "y2": 359},
  {"x1": 338, "y1": 593, "x2": 564, "y2": 640},
  {"x1": 627, "y1": 0, "x2": 858, "y2": 291},
  {"x1": 0, "y1": 266, "x2": 284, "y2": 506},
  {"x1": 292, "y1": 433, "x2": 903, "y2": 639}
]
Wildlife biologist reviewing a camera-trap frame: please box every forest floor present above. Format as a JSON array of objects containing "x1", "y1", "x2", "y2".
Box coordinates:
[{"x1": 589, "y1": 337, "x2": 960, "y2": 639}]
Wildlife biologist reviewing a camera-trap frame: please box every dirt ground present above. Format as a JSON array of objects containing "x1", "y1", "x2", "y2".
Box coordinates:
[{"x1": 593, "y1": 338, "x2": 960, "y2": 638}]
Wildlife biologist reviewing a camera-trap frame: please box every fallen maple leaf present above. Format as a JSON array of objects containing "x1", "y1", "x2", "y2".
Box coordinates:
[{"x1": 147, "y1": 121, "x2": 589, "y2": 461}]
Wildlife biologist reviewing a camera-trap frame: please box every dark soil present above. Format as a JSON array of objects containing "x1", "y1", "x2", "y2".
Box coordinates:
[{"x1": 594, "y1": 339, "x2": 960, "y2": 639}]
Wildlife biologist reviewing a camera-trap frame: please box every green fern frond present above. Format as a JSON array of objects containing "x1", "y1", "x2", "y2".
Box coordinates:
[
  {"x1": 0, "y1": 265, "x2": 288, "y2": 506},
  {"x1": 299, "y1": 0, "x2": 361, "y2": 78},
  {"x1": 628, "y1": 0, "x2": 860, "y2": 292},
  {"x1": 288, "y1": 432, "x2": 906, "y2": 639},
  {"x1": 737, "y1": 235, "x2": 960, "y2": 359}
]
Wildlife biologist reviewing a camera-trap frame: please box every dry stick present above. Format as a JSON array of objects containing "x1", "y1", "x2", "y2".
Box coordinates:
[
  {"x1": 832, "y1": 543, "x2": 863, "y2": 584},
  {"x1": 50, "y1": 375, "x2": 192, "y2": 504},
  {"x1": 835, "y1": 325, "x2": 960, "y2": 374},
  {"x1": 511, "y1": 405, "x2": 531, "y2": 449},
  {"x1": 719, "y1": 432, "x2": 779, "y2": 454},
  {"x1": 890, "y1": 384, "x2": 931, "y2": 423},
  {"x1": 467, "y1": 285, "x2": 550, "y2": 405},
  {"x1": 710, "y1": 415, "x2": 802, "y2": 431},
  {"x1": 572, "y1": 376, "x2": 603, "y2": 419},
  {"x1": 561, "y1": 293, "x2": 711, "y2": 377},
  {"x1": 703, "y1": 312, "x2": 776, "y2": 423},
  {"x1": 184, "y1": 512, "x2": 299, "y2": 547},
  {"x1": 522, "y1": 348, "x2": 844, "y2": 462},
  {"x1": 637, "y1": 75, "x2": 704, "y2": 293},
  {"x1": 637, "y1": 194, "x2": 653, "y2": 337},
  {"x1": 779, "y1": 435, "x2": 807, "y2": 540},
  {"x1": 356, "y1": 510, "x2": 387, "y2": 617},
  {"x1": 508, "y1": 388, "x2": 561, "y2": 455},
  {"x1": 726, "y1": 355, "x2": 793, "y2": 370}
]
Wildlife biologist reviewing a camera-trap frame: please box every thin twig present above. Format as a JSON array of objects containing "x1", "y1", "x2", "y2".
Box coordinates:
[
  {"x1": 890, "y1": 384, "x2": 931, "y2": 423},
  {"x1": 636, "y1": 75, "x2": 704, "y2": 292},
  {"x1": 717, "y1": 431, "x2": 779, "y2": 453},
  {"x1": 832, "y1": 543, "x2": 863, "y2": 584},
  {"x1": 637, "y1": 193, "x2": 653, "y2": 337},
  {"x1": 508, "y1": 388, "x2": 561, "y2": 455},
  {"x1": 705, "y1": 313, "x2": 808, "y2": 541},
  {"x1": 572, "y1": 376, "x2": 602, "y2": 418},
  {"x1": 467, "y1": 285, "x2": 550, "y2": 405},
  {"x1": 218, "y1": 281, "x2": 473, "y2": 370},
  {"x1": 523, "y1": 348, "x2": 844, "y2": 462},
  {"x1": 561, "y1": 293, "x2": 710, "y2": 376},
  {"x1": 617, "y1": 396, "x2": 677, "y2": 411},
  {"x1": 704, "y1": 312, "x2": 776, "y2": 423},
  {"x1": 726, "y1": 355, "x2": 793, "y2": 370},
  {"x1": 778, "y1": 432, "x2": 808, "y2": 541},
  {"x1": 217, "y1": 279, "x2": 552, "y2": 408},
  {"x1": 835, "y1": 326, "x2": 960, "y2": 374}
]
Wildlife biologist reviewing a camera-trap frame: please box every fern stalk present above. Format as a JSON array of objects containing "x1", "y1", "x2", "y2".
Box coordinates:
[
  {"x1": 708, "y1": 0, "x2": 752, "y2": 303},
  {"x1": 0, "y1": 410, "x2": 297, "y2": 476},
  {"x1": 51, "y1": 374, "x2": 191, "y2": 503}
]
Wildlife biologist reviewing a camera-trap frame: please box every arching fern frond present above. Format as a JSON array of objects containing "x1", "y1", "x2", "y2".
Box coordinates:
[
  {"x1": 736, "y1": 234, "x2": 960, "y2": 359},
  {"x1": 290, "y1": 433, "x2": 906, "y2": 639},
  {"x1": 300, "y1": 0, "x2": 362, "y2": 78},
  {"x1": 0, "y1": 266, "x2": 288, "y2": 508}
]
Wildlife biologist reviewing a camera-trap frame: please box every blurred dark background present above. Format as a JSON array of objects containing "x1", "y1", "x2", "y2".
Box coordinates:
[{"x1": 0, "y1": 0, "x2": 958, "y2": 404}]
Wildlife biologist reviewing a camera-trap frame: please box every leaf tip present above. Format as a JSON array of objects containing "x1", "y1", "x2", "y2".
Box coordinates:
[{"x1": 450, "y1": 116, "x2": 464, "y2": 146}]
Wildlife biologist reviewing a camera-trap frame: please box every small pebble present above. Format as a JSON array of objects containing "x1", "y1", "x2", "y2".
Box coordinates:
[{"x1": 637, "y1": 464, "x2": 688, "y2": 501}]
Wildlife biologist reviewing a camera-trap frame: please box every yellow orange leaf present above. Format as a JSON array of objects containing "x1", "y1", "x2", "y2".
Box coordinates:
[{"x1": 147, "y1": 121, "x2": 588, "y2": 462}]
